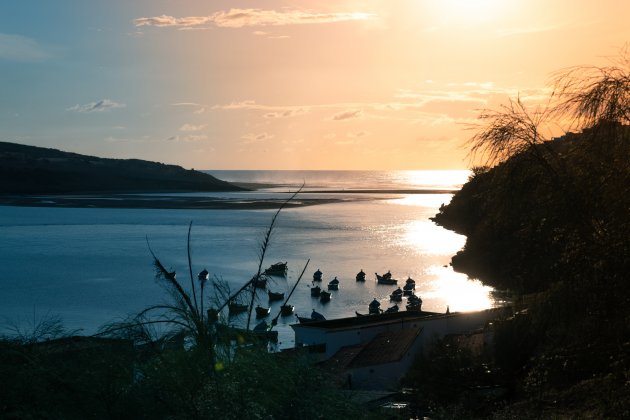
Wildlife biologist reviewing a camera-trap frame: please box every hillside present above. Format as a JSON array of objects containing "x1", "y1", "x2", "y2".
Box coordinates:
[{"x1": 0, "y1": 142, "x2": 244, "y2": 194}]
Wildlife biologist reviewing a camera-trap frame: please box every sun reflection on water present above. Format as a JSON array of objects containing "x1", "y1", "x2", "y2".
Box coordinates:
[{"x1": 423, "y1": 265, "x2": 494, "y2": 312}]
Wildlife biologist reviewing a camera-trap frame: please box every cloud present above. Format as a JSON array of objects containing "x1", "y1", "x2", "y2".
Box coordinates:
[
  {"x1": 215, "y1": 100, "x2": 308, "y2": 117},
  {"x1": 166, "y1": 134, "x2": 208, "y2": 142},
  {"x1": 0, "y1": 33, "x2": 52, "y2": 62},
  {"x1": 331, "y1": 109, "x2": 363, "y2": 121},
  {"x1": 263, "y1": 108, "x2": 306, "y2": 118},
  {"x1": 347, "y1": 131, "x2": 371, "y2": 138},
  {"x1": 179, "y1": 123, "x2": 207, "y2": 132},
  {"x1": 241, "y1": 132, "x2": 274, "y2": 144},
  {"x1": 134, "y1": 9, "x2": 376, "y2": 29},
  {"x1": 67, "y1": 99, "x2": 126, "y2": 113},
  {"x1": 171, "y1": 102, "x2": 207, "y2": 114}
]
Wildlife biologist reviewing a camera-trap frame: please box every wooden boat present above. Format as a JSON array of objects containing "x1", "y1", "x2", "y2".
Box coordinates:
[
  {"x1": 385, "y1": 304, "x2": 399, "y2": 313},
  {"x1": 356, "y1": 270, "x2": 366, "y2": 282},
  {"x1": 327, "y1": 277, "x2": 340, "y2": 290},
  {"x1": 375, "y1": 272, "x2": 398, "y2": 285},
  {"x1": 310, "y1": 285, "x2": 321, "y2": 297},
  {"x1": 403, "y1": 282, "x2": 415, "y2": 295},
  {"x1": 268, "y1": 290, "x2": 285, "y2": 301},
  {"x1": 406, "y1": 294, "x2": 423, "y2": 311},
  {"x1": 252, "y1": 276, "x2": 267, "y2": 288},
  {"x1": 228, "y1": 301, "x2": 248, "y2": 314},
  {"x1": 320, "y1": 290, "x2": 331, "y2": 302},
  {"x1": 264, "y1": 262, "x2": 287, "y2": 276},
  {"x1": 368, "y1": 298, "x2": 382, "y2": 314},
  {"x1": 198, "y1": 269, "x2": 209, "y2": 282},
  {"x1": 295, "y1": 310, "x2": 326, "y2": 323},
  {"x1": 255, "y1": 305, "x2": 271, "y2": 318},
  {"x1": 313, "y1": 269, "x2": 323, "y2": 282},
  {"x1": 405, "y1": 277, "x2": 416, "y2": 288},
  {"x1": 390, "y1": 292, "x2": 403, "y2": 302},
  {"x1": 280, "y1": 304, "x2": 295, "y2": 316}
]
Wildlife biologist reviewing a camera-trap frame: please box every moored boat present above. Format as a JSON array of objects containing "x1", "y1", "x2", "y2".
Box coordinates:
[
  {"x1": 310, "y1": 285, "x2": 321, "y2": 297},
  {"x1": 327, "y1": 277, "x2": 340, "y2": 290},
  {"x1": 264, "y1": 262, "x2": 287, "y2": 276},
  {"x1": 406, "y1": 294, "x2": 423, "y2": 311},
  {"x1": 356, "y1": 269, "x2": 366, "y2": 282},
  {"x1": 252, "y1": 276, "x2": 268, "y2": 288},
  {"x1": 280, "y1": 304, "x2": 295, "y2": 316},
  {"x1": 320, "y1": 290, "x2": 331, "y2": 302},
  {"x1": 385, "y1": 304, "x2": 399, "y2": 313},
  {"x1": 228, "y1": 301, "x2": 248, "y2": 314},
  {"x1": 198, "y1": 269, "x2": 209, "y2": 282},
  {"x1": 375, "y1": 271, "x2": 398, "y2": 285},
  {"x1": 313, "y1": 269, "x2": 323, "y2": 282},
  {"x1": 368, "y1": 298, "x2": 382, "y2": 314},
  {"x1": 255, "y1": 305, "x2": 271, "y2": 318},
  {"x1": 296, "y1": 310, "x2": 326, "y2": 323},
  {"x1": 268, "y1": 290, "x2": 285, "y2": 301}
]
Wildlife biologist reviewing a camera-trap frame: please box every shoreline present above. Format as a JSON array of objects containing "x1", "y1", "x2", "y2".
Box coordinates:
[{"x1": 0, "y1": 188, "x2": 455, "y2": 210}]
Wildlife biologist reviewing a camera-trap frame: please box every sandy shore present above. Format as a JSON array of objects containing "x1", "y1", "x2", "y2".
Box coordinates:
[{"x1": 0, "y1": 188, "x2": 454, "y2": 210}]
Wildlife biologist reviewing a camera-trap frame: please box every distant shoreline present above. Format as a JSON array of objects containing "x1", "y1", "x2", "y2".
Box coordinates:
[{"x1": 0, "y1": 188, "x2": 456, "y2": 210}]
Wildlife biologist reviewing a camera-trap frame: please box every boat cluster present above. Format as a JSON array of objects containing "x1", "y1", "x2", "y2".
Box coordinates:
[{"x1": 225, "y1": 263, "x2": 425, "y2": 326}]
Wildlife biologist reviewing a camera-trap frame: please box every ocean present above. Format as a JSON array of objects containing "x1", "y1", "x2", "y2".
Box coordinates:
[{"x1": 0, "y1": 170, "x2": 495, "y2": 348}]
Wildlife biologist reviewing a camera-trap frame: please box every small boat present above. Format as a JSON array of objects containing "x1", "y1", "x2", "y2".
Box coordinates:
[
  {"x1": 310, "y1": 285, "x2": 321, "y2": 297},
  {"x1": 403, "y1": 282, "x2": 415, "y2": 295},
  {"x1": 264, "y1": 262, "x2": 287, "y2": 276},
  {"x1": 356, "y1": 269, "x2": 366, "y2": 282},
  {"x1": 311, "y1": 309, "x2": 326, "y2": 321},
  {"x1": 320, "y1": 290, "x2": 331, "y2": 302},
  {"x1": 268, "y1": 290, "x2": 285, "y2": 301},
  {"x1": 327, "y1": 277, "x2": 340, "y2": 290},
  {"x1": 228, "y1": 301, "x2": 248, "y2": 314},
  {"x1": 368, "y1": 298, "x2": 382, "y2": 314},
  {"x1": 405, "y1": 277, "x2": 416, "y2": 288},
  {"x1": 255, "y1": 305, "x2": 271, "y2": 318},
  {"x1": 280, "y1": 304, "x2": 295, "y2": 316},
  {"x1": 198, "y1": 269, "x2": 209, "y2": 282},
  {"x1": 313, "y1": 269, "x2": 323, "y2": 282},
  {"x1": 385, "y1": 304, "x2": 399, "y2": 313},
  {"x1": 252, "y1": 276, "x2": 267, "y2": 288},
  {"x1": 295, "y1": 310, "x2": 326, "y2": 323},
  {"x1": 390, "y1": 292, "x2": 403, "y2": 302},
  {"x1": 375, "y1": 272, "x2": 398, "y2": 285},
  {"x1": 406, "y1": 294, "x2": 423, "y2": 311}
]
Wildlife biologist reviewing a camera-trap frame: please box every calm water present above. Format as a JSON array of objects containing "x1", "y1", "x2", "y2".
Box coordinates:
[{"x1": 0, "y1": 170, "x2": 495, "y2": 348}]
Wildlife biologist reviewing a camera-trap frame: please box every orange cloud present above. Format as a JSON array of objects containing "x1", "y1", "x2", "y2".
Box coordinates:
[{"x1": 134, "y1": 9, "x2": 375, "y2": 29}]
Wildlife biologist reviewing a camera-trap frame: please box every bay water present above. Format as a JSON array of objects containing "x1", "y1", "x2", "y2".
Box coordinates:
[{"x1": 0, "y1": 170, "x2": 495, "y2": 348}]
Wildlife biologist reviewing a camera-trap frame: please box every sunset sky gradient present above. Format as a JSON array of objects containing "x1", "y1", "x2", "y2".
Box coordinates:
[{"x1": 1, "y1": 0, "x2": 629, "y2": 169}]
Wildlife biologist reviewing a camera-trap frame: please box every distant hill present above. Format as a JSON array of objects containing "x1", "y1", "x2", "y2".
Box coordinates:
[{"x1": 0, "y1": 142, "x2": 245, "y2": 194}]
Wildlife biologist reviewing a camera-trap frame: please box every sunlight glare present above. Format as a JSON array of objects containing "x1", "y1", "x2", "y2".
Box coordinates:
[
  {"x1": 426, "y1": 0, "x2": 505, "y2": 24},
  {"x1": 401, "y1": 219, "x2": 466, "y2": 255},
  {"x1": 424, "y1": 266, "x2": 494, "y2": 312}
]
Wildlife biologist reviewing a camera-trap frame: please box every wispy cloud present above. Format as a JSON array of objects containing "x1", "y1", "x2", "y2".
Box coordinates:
[
  {"x1": 241, "y1": 132, "x2": 274, "y2": 144},
  {"x1": 0, "y1": 33, "x2": 51, "y2": 62},
  {"x1": 167, "y1": 134, "x2": 208, "y2": 142},
  {"x1": 171, "y1": 102, "x2": 207, "y2": 114},
  {"x1": 179, "y1": 123, "x2": 207, "y2": 132},
  {"x1": 331, "y1": 109, "x2": 363, "y2": 120},
  {"x1": 134, "y1": 9, "x2": 376, "y2": 29},
  {"x1": 347, "y1": 130, "x2": 371, "y2": 138},
  {"x1": 67, "y1": 99, "x2": 126, "y2": 113}
]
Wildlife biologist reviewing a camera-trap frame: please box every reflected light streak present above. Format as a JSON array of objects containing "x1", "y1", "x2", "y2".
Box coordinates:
[
  {"x1": 424, "y1": 266, "x2": 494, "y2": 312},
  {"x1": 400, "y1": 219, "x2": 465, "y2": 255}
]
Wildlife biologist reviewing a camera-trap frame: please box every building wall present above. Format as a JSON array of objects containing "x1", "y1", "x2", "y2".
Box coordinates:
[{"x1": 293, "y1": 308, "x2": 506, "y2": 359}]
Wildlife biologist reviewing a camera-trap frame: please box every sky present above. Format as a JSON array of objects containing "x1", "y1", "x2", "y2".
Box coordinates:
[{"x1": 1, "y1": 1, "x2": 629, "y2": 170}]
